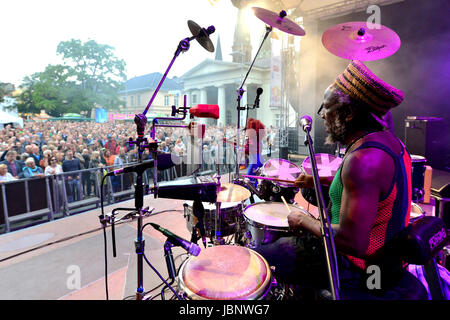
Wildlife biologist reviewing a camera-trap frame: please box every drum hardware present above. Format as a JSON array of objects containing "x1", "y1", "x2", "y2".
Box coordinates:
[
  {"x1": 233, "y1": 7, "x2": 304, "y2": 180},
  {"x1": 102, "y1": 18, "x2": 216, "y2": 300},
  {"x1": 300, "y1": 115, "x2": 340, "y2": 300},
  {"x1": 162, "y1": 240, "x2": 179, "y2": 300}
]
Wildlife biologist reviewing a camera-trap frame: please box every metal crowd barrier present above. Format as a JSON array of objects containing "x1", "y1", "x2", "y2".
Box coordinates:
[
  {"x1": 0, "y1": 150, "x2": 278, "y2": 234},
  {"x1": 0, "y1": 159, "x2": 190, "y2": 234}
]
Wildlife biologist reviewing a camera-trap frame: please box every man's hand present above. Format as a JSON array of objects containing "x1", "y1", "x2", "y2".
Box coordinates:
[
  {"x1": 294, "y1": 174, "x2": 314, "y2": 189},
  {"x1": 288, "y1": 210, "x2": 321, "y2": 238}
]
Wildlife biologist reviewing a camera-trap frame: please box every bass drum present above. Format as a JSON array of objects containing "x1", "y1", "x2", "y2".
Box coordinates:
[{"x1": 178, "y1": 245, "x2": 275, "y2": 300}]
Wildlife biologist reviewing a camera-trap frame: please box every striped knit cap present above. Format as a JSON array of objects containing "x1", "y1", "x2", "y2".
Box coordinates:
[{"x1": 334, "y1": 60, "x2": 404, "y2": 116}]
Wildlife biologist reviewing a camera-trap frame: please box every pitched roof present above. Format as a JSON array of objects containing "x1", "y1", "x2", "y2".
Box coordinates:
[{"x1": 119, "y1": 72, "x2": 183, "y2": 94}]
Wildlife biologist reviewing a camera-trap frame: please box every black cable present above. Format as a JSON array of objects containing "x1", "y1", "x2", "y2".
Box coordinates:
[
  {"x1": 142, "y1": 251, "x2": 183, "y2": 300},
  {"x1": 0, "y1": 209, "x2": 184, "y2": 263},
  {"x1": 100, "y1": 174, "x2": 109, "y2": 300}
]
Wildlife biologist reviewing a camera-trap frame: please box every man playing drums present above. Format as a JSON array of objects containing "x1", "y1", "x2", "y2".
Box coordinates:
[{"x1": 256, "y1": 60, "x2": 427, "y2": 299}]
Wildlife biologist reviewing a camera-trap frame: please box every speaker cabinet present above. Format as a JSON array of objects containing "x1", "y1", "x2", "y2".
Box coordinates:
[{"x1": 405, "y1": 117, "x2": 449, "y2": 171}]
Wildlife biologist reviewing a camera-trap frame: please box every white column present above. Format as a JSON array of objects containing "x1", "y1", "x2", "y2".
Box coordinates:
[
  {"x1": 199, "y1": 88, "x2": 208, "y2": 124},
  {"x1": 217, "y1": 85, "x2": 226, "y2": 127}
]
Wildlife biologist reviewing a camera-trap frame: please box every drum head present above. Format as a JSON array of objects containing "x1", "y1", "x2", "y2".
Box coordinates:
[
  {"x1": 411, "y1": 155, "x2": 426, "y2": 163},
  {"x1": 179, "y1": 245, "x2": 271, "y2": 300},
  {"x1": 244, "y1": 202, "x2": 305, "y2": 228},
  {"x1": 302, "y1": 153, "x2": 342, "y2": 177},
  {"x1": 262, "y1": 158, "x2": 301, "y2": 187},
  {"x1": 184, "y1": 200, "x2": 240, "y2": 210}
]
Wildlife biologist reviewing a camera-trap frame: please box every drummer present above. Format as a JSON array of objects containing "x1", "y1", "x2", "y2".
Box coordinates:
[{"x1": 255, "y1": 60, "x2": 426, "y2": 299}]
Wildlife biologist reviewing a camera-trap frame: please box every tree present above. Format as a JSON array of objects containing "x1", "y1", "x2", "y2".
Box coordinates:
[
  {"x1": 16, "y1": 39, "x2": 126, "y2": 117},
  {"x1": 16, "y1": 65, "x2": 73, "y2": 116},
  {"x1": 57, "y1": 39, "x2": 126, "y2": 116}
]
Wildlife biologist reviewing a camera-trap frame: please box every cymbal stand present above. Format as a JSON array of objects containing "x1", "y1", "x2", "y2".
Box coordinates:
[
  {"x1": 303, "y1": 123, "x2": 340, "y2": 300},
  {"x1": 234, "y1": 24, "x2": 273, "y2": 181}
]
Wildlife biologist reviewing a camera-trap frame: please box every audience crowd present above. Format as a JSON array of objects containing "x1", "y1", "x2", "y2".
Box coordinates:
[{"x1": 0, "y1": 121, "x2": 278, "y2": 187}]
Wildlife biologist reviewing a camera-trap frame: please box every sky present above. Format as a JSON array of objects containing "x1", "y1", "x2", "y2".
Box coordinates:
[{"x1": 0, "y1": 0, "x2": 265, "y2": 86}]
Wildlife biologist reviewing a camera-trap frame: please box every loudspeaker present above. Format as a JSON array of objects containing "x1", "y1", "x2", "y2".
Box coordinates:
[{"x1": 405, "y1": 117, "x2": 449, "y2": 171}]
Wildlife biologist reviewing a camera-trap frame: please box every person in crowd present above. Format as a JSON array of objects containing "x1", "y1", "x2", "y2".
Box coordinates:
[
  {"x1": 1, "y1": 150, "x2": 24, "y2": 179},
  {"x1": 45, "y1": 155, "x2": 63, "y2": 176},
  {"x1": 22, "y1": 157, "x2": 45, "y2": 178},
  {"x1": 81, "y1": 149, "x2": 92, "y2": 196},
  {"x1": 39, "y1": 149, "x2": 52, "y2": 169},
  {"x1": 30, "y1": 144, "x2": 42, "y2": 168},
  {"x1": 104, "y1": 134, "x2": 118, "y2": 155},
  {"x1": 245, "y1": 118, "x2": 266, "y2": 186},
  {"x1": 62, "y1": 149, "x2": 83, "y2": 202},
  {"x1": 0, "y1": 164, "x2": 17, "y2": 183}
]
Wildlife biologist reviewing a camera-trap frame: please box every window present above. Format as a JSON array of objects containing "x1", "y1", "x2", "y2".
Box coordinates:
[
  {"x1": 174, "y1": 94, "x2": 179, "y2": 107},
  {"x1": 164, "y1": 95, "x2": 169, "y2": 106},
  {"x1": 226, "y1": 110, "x2": 232, "y2": 125},
  {"x1": 137, "y1": 95, "x2": 141, "y2": 106},
  {"x1": 275, "y1": 114, "x2": 281, "y2": 127},
  {"x1": 130, "y1": 96, "x2": 135, "y2": 107},
  {"x1": 192, "y1": 94, "x2": 197, "y2": 105}
]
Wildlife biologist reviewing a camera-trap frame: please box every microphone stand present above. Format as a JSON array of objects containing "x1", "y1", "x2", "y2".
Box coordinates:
[
  {"x1": 303, "y1": 122, "x2": 340, "y2": 300},
  {"x1": 128, "y1": 28, "x2": 208, "y2": 300},
  {"x1": 234, "y1": 25, "x2": 272, "y2": 180}
]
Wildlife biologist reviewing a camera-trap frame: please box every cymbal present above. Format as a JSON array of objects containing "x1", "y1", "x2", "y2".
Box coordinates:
[
  {"x1": 188, "y1": 20, "x2": 215, "y2": 52},
  {"x1": 216, "y1": 183, "x2": 251, "y2": 203},
  {"x1": 252, "y1": 7, "x2": 305, "y2": 36},
  {"x1": 322, "y1": 21, "x2": 401, "y2": 61},
  {"x1": 301, "y1": 153, "x2": 342, "y2": 177}
]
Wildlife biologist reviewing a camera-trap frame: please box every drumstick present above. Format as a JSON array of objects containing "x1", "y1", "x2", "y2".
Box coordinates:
[
  {"x1": 242, "y1": 174, "x2": 296, "y2": 185},
  {"x1": 281, "y1": 196, "x2": 291, "y2": 213}
]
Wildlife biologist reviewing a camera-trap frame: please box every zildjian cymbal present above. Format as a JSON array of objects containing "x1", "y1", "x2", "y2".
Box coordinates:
[
  {"x1": 322, "y1": 21, "x2": 401, "y2": 61},
  {"x1": 216, "y1": 183, "x2": 251, "y2": 203},
  {"x1": 252, "y1": 7, "x2": 305, "y2": 36}
]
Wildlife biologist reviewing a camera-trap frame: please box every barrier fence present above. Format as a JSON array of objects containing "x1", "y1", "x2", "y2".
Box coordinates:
[{"x1": 0, "y1": 157, "x2": 242, "y2": 234}]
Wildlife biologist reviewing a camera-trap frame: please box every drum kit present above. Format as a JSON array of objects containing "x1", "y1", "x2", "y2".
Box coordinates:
[{"x1": 105, "y1": 5, "x2": 411, "y2": 301}]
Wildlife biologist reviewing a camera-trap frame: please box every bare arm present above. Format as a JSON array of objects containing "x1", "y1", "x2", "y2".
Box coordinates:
[{"x1": 288, "y1": 148, "x2": 394, "y2": 258}]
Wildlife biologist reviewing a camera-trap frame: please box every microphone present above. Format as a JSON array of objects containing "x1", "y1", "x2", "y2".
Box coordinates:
[
  {"x1": 299, "y1": 115, "x2": 312, "y2": 132},
  {"x1": 149, "y1": 223, "x2": 201, "y2": 256},
  {"x1": 189, "y1": 104, "x2": 219, "y2": 119},
  {"x1": 254, "y1": 88, "x2": 263, "y2": 108},
  {"x1": 106, "y1": 153, "x2": 178, "y2": 176}
]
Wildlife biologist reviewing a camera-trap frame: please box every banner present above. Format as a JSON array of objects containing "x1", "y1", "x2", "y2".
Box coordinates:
[{"x1": 270, "y1": 55, "x2": 282, "y2": 107}]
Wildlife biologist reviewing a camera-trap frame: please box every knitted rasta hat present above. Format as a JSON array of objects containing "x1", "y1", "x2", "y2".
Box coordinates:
[{"x1": 334, "y1": 60, "x2": 404, "y2": 116}]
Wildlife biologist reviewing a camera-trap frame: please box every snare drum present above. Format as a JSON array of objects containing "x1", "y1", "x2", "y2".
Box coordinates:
[
  {"x1": 178, "y1": 245, "x2": 273, "y2": 300},
  {"x1": 184, "y1": 201, "x2": 242, "y2": 238},
  {"x1": 258, "y1": 158, "x2": 301, "y2": 203},
  {"x1": 243, "y1": 202, "x2": 310, "y2": 248}
]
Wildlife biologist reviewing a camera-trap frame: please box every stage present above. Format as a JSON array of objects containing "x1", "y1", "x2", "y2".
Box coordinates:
[{"x1": 0, "y1": 195, "x2": 192, "y2": 300}]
